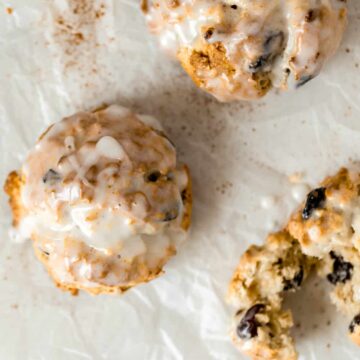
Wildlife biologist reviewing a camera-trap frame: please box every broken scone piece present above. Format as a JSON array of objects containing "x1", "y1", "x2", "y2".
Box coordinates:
[
  {"x1": 144, "y1": 0, "x2": 347, "y2": 101},
  {"x1": 287, "y1": 168, "x2": 360, "y2": 346},
  {"x1": 4, "y1": 105, "x2": 192, "y2": 295},
  {"x1": 229, "y1": 167, "x2": 360, "y2": 359},
  {"x1": 228, "y1": 231, "x2": 314, "y2": 360}
]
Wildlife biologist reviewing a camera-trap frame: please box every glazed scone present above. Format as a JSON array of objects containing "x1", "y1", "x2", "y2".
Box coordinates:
[
  {"x1": 4, "y1": 105, "x2": 192, "y2": 295},
  {"x1": 143, "y1": 0, "x2": 347, "y2": 101},
  {"x1": 228, "y1": 231, "x2": 314, "y2": 360},
  {"x1": 288, "y1": 168, "x2": 360, "y2": 258}
]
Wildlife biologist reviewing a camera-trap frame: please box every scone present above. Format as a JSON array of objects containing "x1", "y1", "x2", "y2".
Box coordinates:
[
  {"x1": 288, "y1": 168, "x2": 360, "y2": 258},
  {"x1": 284, "y1": 167, "x2": 360, "y2": 348},
  {"x1": 4, "y1": 105, "x2": 192, "y2": 295},
  {"x1": 228, "y1": 231, "x2": 314, "y2": 360},
  {"x1": 143, "y1": 0, "x2": 347, "y2": 101}
]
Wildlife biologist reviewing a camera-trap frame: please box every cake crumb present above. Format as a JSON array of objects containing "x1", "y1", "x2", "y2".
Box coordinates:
[{"x1": 6, "y1": 7, "x2": 13, "y2": 15}]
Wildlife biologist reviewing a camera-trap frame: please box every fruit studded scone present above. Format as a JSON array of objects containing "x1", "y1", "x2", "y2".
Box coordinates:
[
  {"x1": 288, "y1": 168, "x2": 360, "y2": 258},
  {"x1": 143, "y1": 0, "x2": 347, "y2": 101},
  {"x1": 287, "y1": 167, "x2": 360, "y2": 345},
  {"x1": 4, "y1": 105, "x2": 192, "y2": 295},
  {"x1": 228, "y1": 231, "x2": 315, "y2": 360}
]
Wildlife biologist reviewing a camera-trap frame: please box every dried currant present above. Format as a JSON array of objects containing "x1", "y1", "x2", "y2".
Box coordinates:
[
  {"x1": 249, "y1": 55, "x2": 269, "y2": 72},
  {"x1": 327, "y1": 251, "x2": 353, "y2": 285},
  {"x1": 284, "y1": 267, "x2": 304, "y2": 291},
  {"x1": 248, "y1": 32, "x2": 284, "y2": 73},
  {"x1": 162, "y1": 207, "x2": 179, "y2": 222},
  {"x1": 204, "y1": 28, "x2": 214, "y2": 40},
  {"x1": 145, "y1": 170, "x2": 161, "y2": 182},
  {"x1": 236, "y1": 304, "x2": 265, "y2": 339},
  {"x1": 302, "y1": 187, "x2": 326, "y2": 220},
  {"x1": 349, "y1": 314, "x2": 360, "y2": 333},
  {"x1": 42, "y1": 169, "x2": 61, "y2": 185}
]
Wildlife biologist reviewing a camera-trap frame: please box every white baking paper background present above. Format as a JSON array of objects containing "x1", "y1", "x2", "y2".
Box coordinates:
[{"x1": 1, "y1": 0, "x2": 360, "y2": 359}]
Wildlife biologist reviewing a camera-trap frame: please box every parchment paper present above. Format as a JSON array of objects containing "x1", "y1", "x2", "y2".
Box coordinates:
[{"x1": 1, "y1": 1, "x2": 360, "y2": 359}]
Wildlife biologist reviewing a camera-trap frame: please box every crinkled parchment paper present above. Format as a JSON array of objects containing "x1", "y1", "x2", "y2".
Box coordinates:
[{"x1": 1, "y1": 1, "x2": 360, "y2": 359}]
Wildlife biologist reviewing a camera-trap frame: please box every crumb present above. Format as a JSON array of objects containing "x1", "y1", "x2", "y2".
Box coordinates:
[
  {"x1": 11, "y1": 304, "x2": 18, "y2": 309},
  {"x1": 6, "y1": 7, "x2": 13, "y2": 14},
  {"x1": 288, "y1": 172, "x2": 304, "y2": 183},
  {"x1": 295, "y1": 322, "x2": 301, "y2": 329},
  {"x1": 326, "y1": 343, "x2": 331, "y2": 349},
  {"x1": 345, "y1": 48, "x2": 350, "y2": 53},
  {"x1": 327, "y1": 320, "x2": 331, "y2": 326}
]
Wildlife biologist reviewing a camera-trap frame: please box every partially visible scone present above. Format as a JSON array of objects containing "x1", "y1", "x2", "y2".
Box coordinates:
[
  {"x1": 4, "y1": 105, "x2": 192, "y2": 295},
  {"x1": 144, "y1": 0, "x2": 347, "y2": 101},
  {"x1": 285, "y1": 167, "x2": 360, "y2": 349},
  {"x1": 288, "y1": 168, "x2": 360, "y2": 258},
  {"x1": 228, "y1": 231, "x2": 314, "y2": 360}
]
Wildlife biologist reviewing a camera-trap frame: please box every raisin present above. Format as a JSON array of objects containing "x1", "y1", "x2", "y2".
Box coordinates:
[
  {"x1": 305, "y1": 9, "x2": 319, "y2": 23},
  {"x1": 249, "y1": 55, "x2": 269, "y2": 72},
  {"x1": 162, "y1": 207, "x2": 179, "y2": 222},
  {"x1": 230, "y1": 4, "x2": 238, "y2": 9},
  {"x1": 349, "y1": 314, "x2": 360, "y2": 333},
  {"x1": 204, "y1": 28, "x2": 213, "y2": 40},
  {"x1": 145, "y1": 170, "x2": 161, "y2": 182},
  {"x1": 296, "y1": 75, "x2": 314, "y2": 88},
  {"x1": 236, "y1": 304, "x2": 265, "y2": 339},
  {"x1": 327, "y1": 251, "x2": 353, "y2": 285},
  {"x1": 284, "y1": 267, "x2": 304, "y2": 291},
  {"x1": 248, "y1": 32, "x2": 284, "y2": 73},
  {"x1": 42, "y1": 169, "x2": 61, "y2": 185},
  {"x1": 302, "y1": 187, "x2": 326, "y2": 220}
]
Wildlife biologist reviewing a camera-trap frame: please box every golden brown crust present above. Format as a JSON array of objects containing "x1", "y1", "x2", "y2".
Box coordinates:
[
  {"x1": 4, "y1": 171, "x2": 23, "y2": 227},
  {"x1": 349, "y1": 328, "x2": 360, "y2": 347},
  {"x1": 178, "y1": 42, "x2": 271, "y2": 99},
  {"x1": 181, "y1": 165, "x2": 192, "y2": 231},
  {"x1": 178, "y1": 43, "x2": 234, "y2": 88}
]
